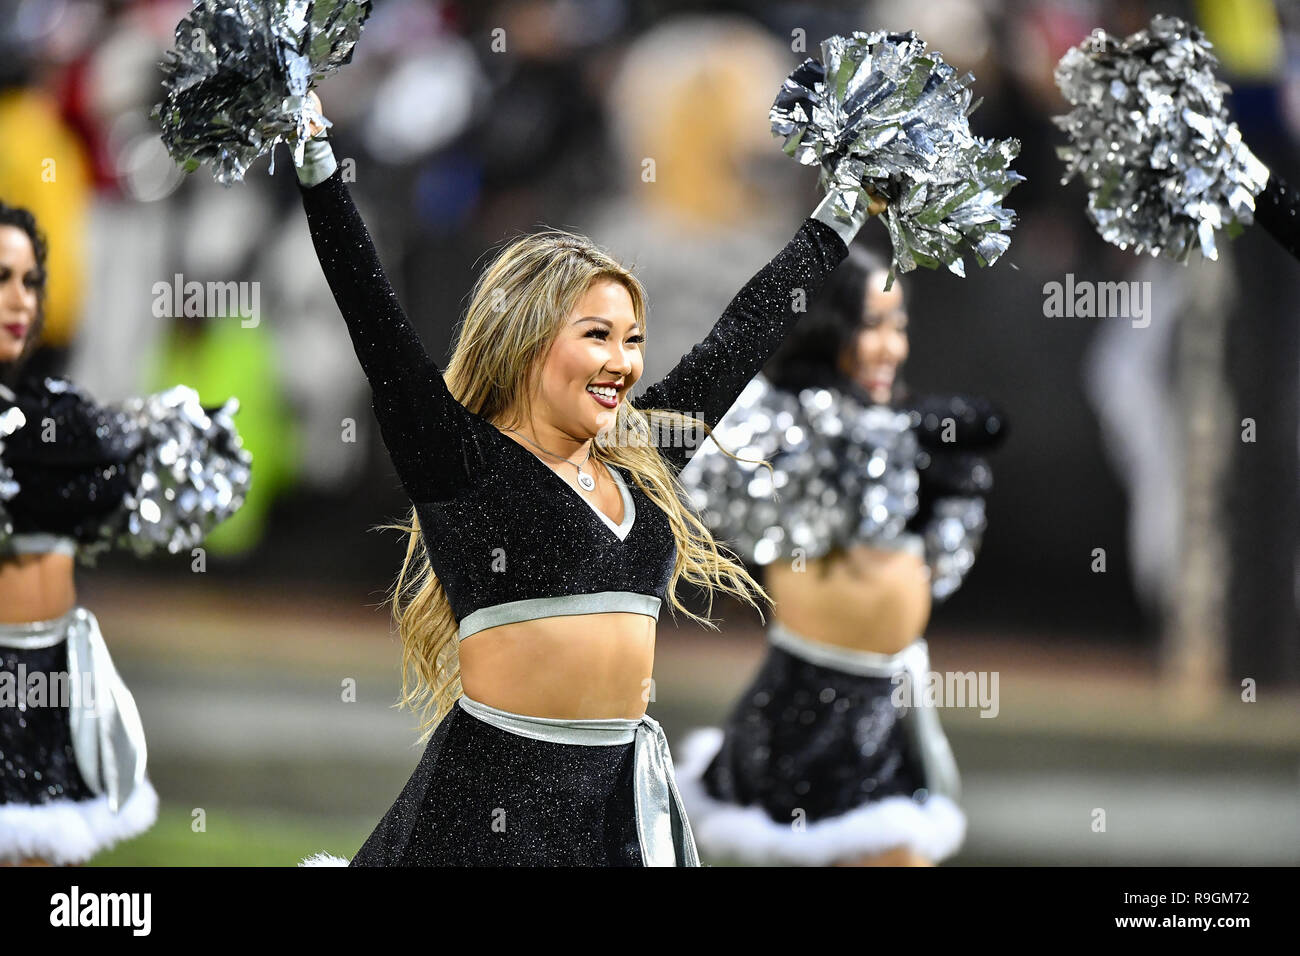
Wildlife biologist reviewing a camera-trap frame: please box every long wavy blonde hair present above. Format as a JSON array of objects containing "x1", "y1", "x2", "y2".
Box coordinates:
[{"x1": 384, "y1": 229, "x2": 772, "y2": 740}]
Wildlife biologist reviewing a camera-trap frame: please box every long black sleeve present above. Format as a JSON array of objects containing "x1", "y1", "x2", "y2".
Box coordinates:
[
  {"x1": 632, "y1": 219, "x2": 848, "y2": 473},
  {"x1": 299, "y1": 169, "x2": 479, "y2": 502}
]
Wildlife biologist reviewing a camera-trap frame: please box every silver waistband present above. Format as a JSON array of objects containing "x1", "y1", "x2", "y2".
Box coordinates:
[
  {"x1": 767, "y1": 619, "x2": 961, "y2": 801},
  {"x1": 0, "y1": 608, "x2": 148, "y2": 812},
  {"x1": 0, "y1": 533, "x2": 78, "y2": 556},
  {"x1": 458, "y1": 591, "x2": 662, "y2": 641},
  {"x1": 457, "y1": 694, "x2": 699, "y2": 867},
  {"x1": 768, "y1": 619, "x2": 917, "y2": 676},
  {"x1": 0, "y1": 613, "x2": 72, "y2": 648}
]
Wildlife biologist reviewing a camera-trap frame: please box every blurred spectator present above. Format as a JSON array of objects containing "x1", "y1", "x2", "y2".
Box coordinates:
[
  {"x1": 0, "y1": 0, "x2": 93, "y2": 372},
  {"x1": 575, "y1": 13, "x2": 806, "y2": 387}
]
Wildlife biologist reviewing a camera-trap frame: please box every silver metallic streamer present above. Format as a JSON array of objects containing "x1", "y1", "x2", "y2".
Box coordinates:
[
  {"x1": 680, "y1": 375, "x2": 919, "y2": 566},
  {"x1": 86, "y1": 387, "x2": 253, "y2": 561},
  {"x1": 153, "y1": 0, "x2": 372, "y2": 185},
  {"x1": 682, "y1": 377, "x2": 989, "y2": 598},
  {"x1": 0, "y1": 402, "x2": 26, "y2": 547},
  {"x1": 770, "y1": 31, "x2": 1023, "y2": 280},
  {"x1": 1054, "y1": 14, "x2": 1270, "y2": 261}
]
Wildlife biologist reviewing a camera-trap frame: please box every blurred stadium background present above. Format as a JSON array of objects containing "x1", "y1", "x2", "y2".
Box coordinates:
[{"x1": 1, "y1": 0, "x2": 1296, "y2": 865}]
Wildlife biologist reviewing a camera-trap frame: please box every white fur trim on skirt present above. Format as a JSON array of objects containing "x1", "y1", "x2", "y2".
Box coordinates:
[
  {"x1": 674, "y1": 728, "x2": 966, "y2": 865},
  {"x1": 299, "y1": 852, "x2": 350, "y2": 866},
  {"x1": 0, "y1": 777, "x2": 159, "y2": 864}
]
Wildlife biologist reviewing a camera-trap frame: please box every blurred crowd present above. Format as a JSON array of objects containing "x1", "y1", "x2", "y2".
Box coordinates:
[{"x1": 2, "y1": 0, "x2": 1296, "y2": 680}]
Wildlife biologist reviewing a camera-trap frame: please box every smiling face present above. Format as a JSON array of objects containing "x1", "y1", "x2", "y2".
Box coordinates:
[
  {"x1": 841, "y1": 269, "x2": 908, "y2": 404},
  {"x1": 532, "y1": 278, "x2": 644, "y2": 441},
  {"x1": 0, "y1": 224, "x2": 41, "y2": 364}
]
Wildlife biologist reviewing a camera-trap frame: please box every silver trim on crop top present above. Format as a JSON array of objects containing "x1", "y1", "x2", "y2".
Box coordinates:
[
  {"x1": 458, "y1": 592, "x2": 663, "y2": 641},
  {"x1": 456, "y1": 466, "x2": 660, "y2": 640},
  {"x1": 587, "y1": 464, "x2": 635, "y2": 540}
]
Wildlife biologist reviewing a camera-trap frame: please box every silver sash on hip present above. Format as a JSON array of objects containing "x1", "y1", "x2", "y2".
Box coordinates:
[
  {"x1": 457, "y1": 694, "x2": 700, "y2": 867},
  {"x1": 0, "y1": 607, "x2": 148, "y2": 812},
  {"x1": 767, "y1": 619, "x2": 961, "y2": 801}
]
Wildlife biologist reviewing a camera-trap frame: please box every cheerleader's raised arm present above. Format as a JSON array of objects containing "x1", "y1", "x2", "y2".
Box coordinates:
[
  {"x1": 0, "y1": 354, "x2": 249, "y2": 865},
  {"x1": 631, "y1": 199, "x2": 862, "y2": 473},
  {"x1": 294, "y1": 119, "x2": 874, "y2": 482},
  {"x1": 294, "y1": 130, "x2": 480, "y2": 505}
]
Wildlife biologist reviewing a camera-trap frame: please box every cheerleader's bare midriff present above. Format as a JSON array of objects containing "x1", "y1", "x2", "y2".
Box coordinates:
[
  {"x1": 765, "y1": 545, "x2": 932, "y2": 656},
  {"x1": 458, "y1": 612, "x2": 657, "y2": 720},
  {"x1": 0, "y1": 553, "x2": 76, "y2": 624}
]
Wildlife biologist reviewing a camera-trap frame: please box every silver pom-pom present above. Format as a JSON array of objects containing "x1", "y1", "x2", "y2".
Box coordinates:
[
  {"x1": 770, "y1": 31, "x2": 1023, "y2": 280},
  {"x1": 0, "y1": 403, "x2": 27, "y2": 548},
  {"x1": 1054, "y1": 14, "x2": 1270, "y2": 261},
  {"x1": 90, "y1": 387, "x2": 253, "y2": 559},
  {"x1": 923, "y1": 496, "x2": 986, "y2": 601},
  {"x1": 680, "y1": 376, "x2": 919, "y2": 566},
  {"x1": 153, "y1": 0, "x2": 372, "y2": 185}
]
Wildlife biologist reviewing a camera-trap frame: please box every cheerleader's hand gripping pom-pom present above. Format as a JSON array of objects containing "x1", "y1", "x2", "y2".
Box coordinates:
[
  {"x1": 772, "y1": 31, "x2": 1024, "y2": 279},
  {"x1": 152, "y1": 0, "x2": 372, "y2": 185},
  {"x1": 295, "y1": 92, "x2": 337, "y2": 186},
  {"x1": 1054, "y1": 14, "x2": 1270, "y2": 262}
]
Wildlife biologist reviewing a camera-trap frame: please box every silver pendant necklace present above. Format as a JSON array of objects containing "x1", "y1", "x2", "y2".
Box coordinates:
[{"x1": 506, "y1": 427, "x2": 597, "y2": 491}]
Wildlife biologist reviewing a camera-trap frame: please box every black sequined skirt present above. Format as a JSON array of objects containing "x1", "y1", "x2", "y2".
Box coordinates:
[
  {"x1": 341, "y1": 695, "x2": 703, "y2": 867},
  {"x1": 0, "y1": 611, "x2": 158, "y2": 863},
  {"x1": 676, "y1": 624, "x2": 966, "y2": 865}
]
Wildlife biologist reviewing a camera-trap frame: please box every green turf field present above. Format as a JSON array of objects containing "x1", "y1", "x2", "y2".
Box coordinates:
[{"x1": 88, "y1": 805, "x2": 369, "y2": 867}]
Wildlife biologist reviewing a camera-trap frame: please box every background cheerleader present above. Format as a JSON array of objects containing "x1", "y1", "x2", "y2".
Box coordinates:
[
  {"x1": 674, "y1": 243, "x2": 1005, "y2": 865},
  {"x1": 0, "y1": 200, "x2": 251, "y2": 865}
]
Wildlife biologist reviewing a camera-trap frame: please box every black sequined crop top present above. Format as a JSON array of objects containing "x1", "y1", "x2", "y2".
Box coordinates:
[{"x1": 298, "y1": 170, "x2": 848, "y2": 639}]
